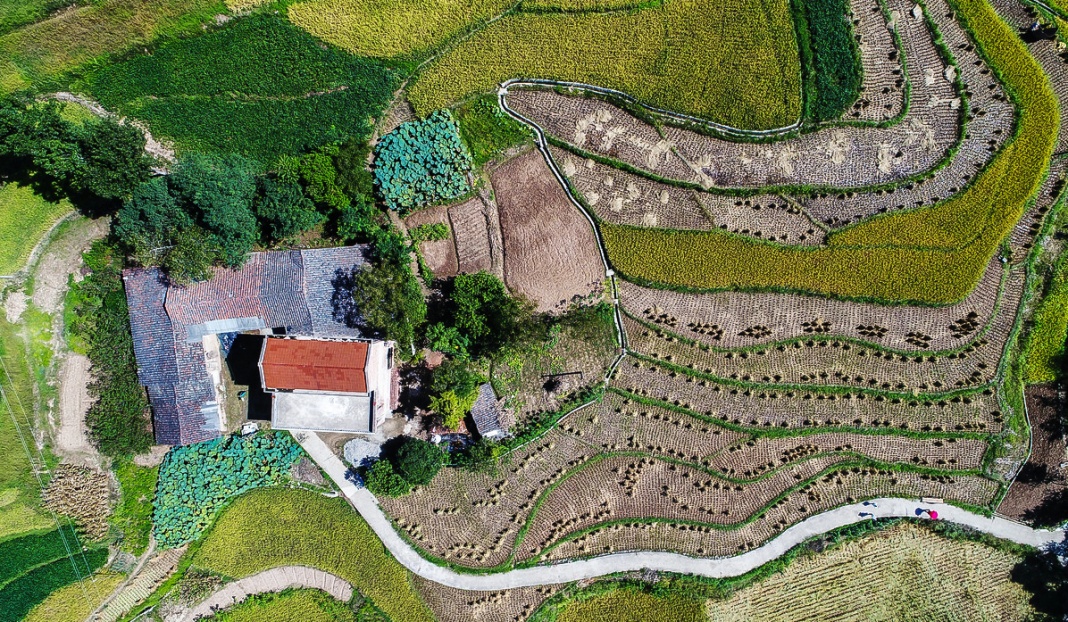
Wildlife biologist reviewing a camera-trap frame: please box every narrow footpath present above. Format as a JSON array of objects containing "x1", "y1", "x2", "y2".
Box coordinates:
[{"x1": 296, "y1": 433, "x2": 1065, "y2": 592}]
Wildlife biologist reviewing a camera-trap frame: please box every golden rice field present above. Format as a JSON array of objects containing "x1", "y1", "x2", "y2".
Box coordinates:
[
  {"x1": 287, "y1": 0, "x2": 515, "y2": 59},
  {"x1": 407, "y1": 0, "x2": 802, "y2": 130},
  {"x1": 193, "y1": 488, "x2": 434, "y2": 622},
  {"x1": 22, "y1": 572, "x2": 124, "y2": 622},
  {"x1": 703, "y1": 524, "x2": 1034, "y2": 622}
]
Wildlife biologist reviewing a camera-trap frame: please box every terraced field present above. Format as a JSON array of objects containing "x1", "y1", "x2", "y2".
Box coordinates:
[{"x1": 377, "y1": 0, "x2": 1066, "y2": 573}]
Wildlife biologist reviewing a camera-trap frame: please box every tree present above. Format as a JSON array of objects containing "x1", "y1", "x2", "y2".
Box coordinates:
[
  {"x1": 362, "y1": 459, "x2": 411, "y2": 497},
  {"x1": 429, "y1": 358, "x2": 483, "y2": 398},
  {"x1": 170, "y1": 153, "x2": 259, "y2": 267},
  {"x1": 255, "y1": 176, "x2": 323, "y2": 242},
  {"x1": 115, "y1": 176, "x2": 193, "y2": 259},
  {"x1": 390, "y1": 437, "x2": 443, "y2": 486},
  {"x1": 336, "y1": 194, "x2": 378, "y2": 242},
  {"x1": 162, "y1": 228, "x2": 216, "y2": 286},
  {"x1": 350, "y1": 259, "x2": 427, "y2": 352},
  {"x1": 74, "y1": 118, "x2": 151, "y2": 201},
  {"x1": 448, "y1": 271, "x2": 534, "y2": 356},
  {"x1": 426, "y1": 322, "x2": 469, "y2": 358}
]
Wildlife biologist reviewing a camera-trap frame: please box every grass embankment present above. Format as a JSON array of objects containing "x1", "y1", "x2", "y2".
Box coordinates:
[
  {"x1": 602, "y1": 0, "x2": 1058, "y2": 303},
  {"x1": 0, "y1": 183, "x2": 70, "y2": 276},
  {"x1": 454, "y1": 94, "x2": 533, "y2": 168},
  {"x1": 192, "y1": 488, "x2": 434, "y2": 622},
  {"x1": 111, "y1": 461, "x2": 158, "y2": 555},
  {"x1": 407, "y1": 0, "x2": 802, "y2": 130},
  {"x1": 0, "y1": 0, "x2": 224, "y2": 93},
  {"x1": 288, "y1": 0, "x2": 514, "y2": 61},
  {"x1": 85, "y1": 13, "x2": 398, "y2": 164},
  {"x1": 538, "y1": 523, "x2": 1034, "y2": 621}
]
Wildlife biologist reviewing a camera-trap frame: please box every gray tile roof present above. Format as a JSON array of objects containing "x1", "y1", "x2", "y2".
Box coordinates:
[
  {"x1": 124, "y1": 246, "x2": 369, "y2": 445},
  {"x1": 471, "y1": 383, "x2": 506, "y2": 438}
]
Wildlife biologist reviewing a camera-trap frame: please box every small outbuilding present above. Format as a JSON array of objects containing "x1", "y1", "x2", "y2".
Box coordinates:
[
  {"x1": 470, "y1": 383, "x2": 508, "y2": 441},
  {"x1": 258, "y1": 336, "x2": 394, "y2": 434}
]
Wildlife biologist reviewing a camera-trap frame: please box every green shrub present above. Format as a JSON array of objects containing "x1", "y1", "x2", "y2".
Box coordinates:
[
  {"x1": 86, "y1": 13, "x2": 398, "y2": 164},
  {"x1": 363, "y1": 460, "x2": 412, "y2": 497},
  {"x1": 390, "y1": 437, "x2": 444, "y2": 486},
  {"x1": 0, "y1": 525, "x2": 82, "y2": 587},
  {"x1": 410, "y1": 222, "x2": 450, "y2": 243},
  {"x1": 0, "y1": 547, "x2": 107, "y2": 622},
  {"x1": 373, "y1": 109, "x2": 472, "y2": 212},
  {"x1": 429, "y1": 389, "x2": 478, "y2": 429},
  {"x1": 152, "y1": 432, "x2": 302, "y2": 548}
]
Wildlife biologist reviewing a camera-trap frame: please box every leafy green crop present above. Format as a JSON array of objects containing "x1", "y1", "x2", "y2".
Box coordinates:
[
  {"x1": 86, "y1": 13, "x2": 398, "y2": 163},
  {"x1": 152, "y1": 432, "x2": 302, "y2": 548},
  {"x1": 373, "y1": 109, "x2": 472, "y2": 212},
  {"x1": 0, "y1": 525, "x2": 82, "y2": 587}
]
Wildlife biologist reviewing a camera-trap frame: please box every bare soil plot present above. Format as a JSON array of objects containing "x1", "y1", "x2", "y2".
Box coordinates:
[
  {"x1": 611, "y1": 362, "x2": 1003, "y2": 434},
  {"x1": 405, "y1": 204, "x2": 458, "y2": 278},
  {"x1": 448, "y1": 196, "x2": 498, "y2": 276},
  {"x1": 847, "y1": 0, "x2": 906, "y2": 123},
  {"x1": 491, "y1": 150, "x2": 604, "y2": 313},
  {"x1": 622, "y1": 308, "x2": 1011, "y2": 394},
  {"x1": 999, "y1": 384, "x2": 1067, "y2": 522},
  {"x1": 528, "y1": 456, "x2": 997, "y2": 562},
  {"x1": 615, "y1": 256, "x2": 1005, "y2": 352},
  {"x1": 803, "y1": 0, "x2": 1015, "y2": 225},
  {"x1": 415, "y1": 577, "x2": 561, "y2": 622},
  {"x1": 550, "y1": 145, "x2": 823, "y2": 244},
  {"x1": 379, "y1": 429, "x2": 600, "y2": 568}
]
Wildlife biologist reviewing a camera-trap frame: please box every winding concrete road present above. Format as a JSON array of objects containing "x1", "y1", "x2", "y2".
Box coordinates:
[
  {"x1": 296, "y1": 433, "x2": 1064, "y2": 592},
  {"x1": 183, "y1": 566, "x2": 353, "y2": 621}
]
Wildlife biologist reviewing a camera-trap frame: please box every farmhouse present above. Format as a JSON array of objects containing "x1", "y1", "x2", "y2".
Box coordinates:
[
  {"x1": 123, "y1": 246, "x2": 396, "y2": 445},
  {"x1": 258, "y1": 336, "x2": 394, "y2": 434}
]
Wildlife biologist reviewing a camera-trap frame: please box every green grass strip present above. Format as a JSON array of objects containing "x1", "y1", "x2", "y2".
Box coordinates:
[{"x1": 0, "y1": 525, "x2": 82, "y2": 588}]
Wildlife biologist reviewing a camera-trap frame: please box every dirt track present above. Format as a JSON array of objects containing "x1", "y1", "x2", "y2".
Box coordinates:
[{"x1": 491, "y1": 150, "x2": 603, "y2": 313}]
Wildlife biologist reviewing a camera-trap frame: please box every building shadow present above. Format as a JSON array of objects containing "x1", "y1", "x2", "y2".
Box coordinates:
[{"x1": 225, "y1": 334, "x2": 272, "y2": 421}]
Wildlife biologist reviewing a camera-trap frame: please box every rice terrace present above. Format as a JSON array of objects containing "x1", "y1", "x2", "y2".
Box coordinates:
[{"x1": 1, "y1": 0, "x2": 1068, "y2": 619}]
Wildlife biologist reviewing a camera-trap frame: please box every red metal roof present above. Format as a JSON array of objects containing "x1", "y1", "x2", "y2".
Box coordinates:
[{"x1": 261, "y1": 338, "x2": 368, "y2": 393}]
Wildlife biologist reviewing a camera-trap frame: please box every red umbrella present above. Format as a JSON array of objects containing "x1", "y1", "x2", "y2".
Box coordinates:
[{"x1": 928, "y1": 510, "x2": 939, "y2": 520}]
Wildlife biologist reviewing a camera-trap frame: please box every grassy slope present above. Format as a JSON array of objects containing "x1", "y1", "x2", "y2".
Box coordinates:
[
  {"x1": 0, "y1": 184, "x2": 70, "y2": 276},
  {"x1": 0, "y1": 0, "x2": 74, "y2": 36},
  {"x1": 601, "y1": 0, "x2": 1058, "y2": 303},
  {"x1": 111, "y1": 461, "x2": 158, "y2": 555},
  {"x1": 0, "y1": 0, "x2": 224, "y2": 93},
  {"x1": 193, "y1": 488, "x2": 434, "y2": 622},
  {"x1": 406, "y1": 0, "x2": 802, "y2": 130}
]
